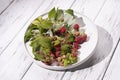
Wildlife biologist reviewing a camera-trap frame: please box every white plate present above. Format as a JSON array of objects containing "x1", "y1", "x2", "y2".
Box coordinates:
[{"x1": 24, "y1": 12, "x2": 98, "y2": 70}]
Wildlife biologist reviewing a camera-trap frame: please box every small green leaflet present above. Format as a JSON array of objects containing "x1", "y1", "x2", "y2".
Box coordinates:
[
  {"x1": 31, "y1": 19, "x2": 40, "y2": 26},
  {"x1": 61, "y1": 44, "x2": 71, "y2": 54},
  {"x1": 48, "y1": 7, "x2": 56, "y2": 20},
  {"x1": 66, "y1": 9, "x2": 74, "y2": 16},
  {"x1": 24, "y1": 31, "x2": 32, "y2": 43},
  {"x1": 40, "y1": 19, "x2": 53, "y2": 29},
  {"x1": 32, "y1": 17, "x2": 53, "y2": 29},
  {"x1": 38, "y1": 36, "x2": 52, "y2": 49},
  {"x1": 48, "y1": 7, "x2": 64, "y2": 21},
  {"x1": 30, "y1": 38, "x2": 41, "y2": 53},
  {"x1": 66, "y1": 34, "x2": 75, "y2": 43},
  {"x1": 34, "y1": 53, "x2": 43, "y2": 61},
  {"x1": 56, "y1": 8, "x2": 64, "y2": 20}
]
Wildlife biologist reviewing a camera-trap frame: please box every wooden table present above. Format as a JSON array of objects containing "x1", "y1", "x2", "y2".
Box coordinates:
[{"x1": 0, "y1": 0, "x2": 120, "y2": 80}]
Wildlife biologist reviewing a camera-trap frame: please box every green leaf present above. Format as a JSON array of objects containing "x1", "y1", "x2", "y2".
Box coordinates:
[
  {"x1": 63, "y1": 59, "x2": 69, "y2": 67},
  {"x1": 30, "y1": 39, "x2": 41, "y2": 53},
  {"x1": 66, "y1": 34, "x2": 75, "y2": 43},
  {"x1": 31, "y1": 19, "x2": 40, "y2": 26},
  {"x1": 66, "y1": 9, "x2": 74, "y2": 16},
  {"x1": 61, "y1": 44, "x2": 71, "y2": 54},
  {"x1": 56, "y1": 8, "x2": 63, "y2": 20},
  {"x1": 40, "y1": 19, "x2": 53, "y2": 29},
  {"x1": 38, "y1": 36, "x2": 53, "y2": 49},
  {"x1": 48, "y1": 7, "x2": 56, "y2": 20},
  {"x1": 37, "y1": 16, "x2": 42, "y2": 21},
  {"x1": 54, "y1": 40, "x2": 60, "y2": 46},
  {"x1": 24, "y1": 31, "x2": 32, "y2": 43},
  {"x1": 24, "y1": 24, "x2": 39, "y2": 43},
  {"x1": 71, "y1": 57, "x2": 77, "y2": 64},
  {"x1": 42, "y1": 48, "x2": 51, "y2": 55},
  {"x1": 31, "y1": 18, "x2": 52, "y2": 34},
  {"x1": 39, "y1": 27, "x2": 44, "y2": 35},
  {"x1": 34, "y1": 53, "x2": 43, "y2": 61}
]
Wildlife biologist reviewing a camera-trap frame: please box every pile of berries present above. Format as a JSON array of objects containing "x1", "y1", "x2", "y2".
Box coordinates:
[{"x1": 43, "y1": 23, "x2": 87, "y2": 66}]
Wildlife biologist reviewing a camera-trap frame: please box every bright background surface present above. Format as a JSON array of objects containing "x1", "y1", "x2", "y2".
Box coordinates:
[{"x1": 0, "y1": 0, "x2": 120, "y2": 80}]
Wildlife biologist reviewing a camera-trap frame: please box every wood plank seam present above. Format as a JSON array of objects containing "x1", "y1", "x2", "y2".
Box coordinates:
[
  {"x1": 60, "y1": 0, "x2": 108, "y2": 80},
  {"x1": 101, "y1": 38, "x2": 120, "y2": 80},
  {"x1": 59, "y1": 71, "x2": 67, "y2": 80},
  {"x1": 0, "y1": 0, "x2": 15, "y2": 15},
  {"x1": 93, "y1": 0, "x2": 108, "y2": 21},
  {"x1": 20, "y1": 0, "x2": 77, "y2": 79},
  {"x1": 69, "y1": 0, "x2": 77, "y2": 9},
  {"x1": 42, "y1": 0, "x2": 57, "y2": 12},
  {"x1": 50, "y1": 0, "x2": 84, "y2": 80},
  {"x1": 20, "y1": 0, "x2": 76, "y2": 80},
  {"x1": 0, "y1": 0, "x2": 46, "y2": 55},
  {"x1": 4, "y1": 0, "x2": 66, "y2": 79},
  {"x1": 20, "y1": 62, "x2": 33, "y2": 80}
]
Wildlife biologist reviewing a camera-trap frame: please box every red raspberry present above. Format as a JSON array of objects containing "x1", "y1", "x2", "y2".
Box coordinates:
[
  {"x1": 44, "y1": 61, "x2": 51, "y2": 65},
  {"x1": 60, "y1": 27, "x2": 66, "y2": 33},
  {"x1": 73, "y1": 42, "x2": 79, "y2": 49},
  {"x1": 55, "y1": 51, "x2": 61, "y2": 58},
  {"x1": 76, "y1": 34, "x2": 87, "y2": 44},
  {"x1": 55, "y1": 46, "x2": 61, "y2": 51},
  {"x1": 50, "y1": 51, "x2": 56, "y2": 57},
  {"x1": 50, "y1": 51, "x2": 55, "y2": 54},
  {"x1": 54, "y1": 30, "x2": 61, "y2": 36},
  {"x1": 74, "y1": 24, "x2": 80, "y2": 30},
  {"x1": 72, "y1": 53, "x2": 78, "y2": 57},
  {"x1": 67, "y1": 42, "x2": 73, "y2": 44},
  {"x1": 81, "y1": 34, "x2": 87, "y2": 42},
  {"x1": 75, "y1": 37, "x2": 82, "y2": 44}
]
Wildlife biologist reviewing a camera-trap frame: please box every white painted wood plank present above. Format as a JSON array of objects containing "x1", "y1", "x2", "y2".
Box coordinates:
[
  {"x1": 0, "y1": 0, "x2": 77, "y2": 55},
  {"x1": 0, "y1": 0, "x2": 75, "y2": 54},
  {"x1": 62, "y1": 0, "x2": 120, "y2": 80},
  {"x1": 22, "y1": 63, "x2": 65, "y2": 80},
  {"x1": 0, "y1": 0, "x2": 46, "y2": 53},
  {"x1": 22, "y1": 0, "x2": 76, "y2": 80},
  {"x1": 0, "y1": 0, "x2": 75, "y2": 80},
  {"x1": 22, "y1": 0, "x2": 111, "y2": 80},
  {"x1": 0, "y1": 0, "x2": 58, "y2": 79},
  {"x1": 0, "y1": 18, "x2": 33, "y2": 80},
  {"x1": 103, "y1": 40, "x2": 120, "y2": 80},
  {"x1": 0, "y1": 0, "x2": 14, "y2": 14},
  {"x1": 0, "y1": 24, "x2": 28, "y2": 71},
  {"x1": 71, "y1": 0, "x2": 106, "y2": 21},
  {"x1": 62, "y1": 26, "x2": 114, "y2": 80},
  {"x1": 1, "y1": 0, "x2": 120, "y2": 80},
  {"x1": 0, "y1": 0, "x2": 108, "y2": 80},
  {"x1": 0, "y1": 45, "x2": 33, "y2": 80}
]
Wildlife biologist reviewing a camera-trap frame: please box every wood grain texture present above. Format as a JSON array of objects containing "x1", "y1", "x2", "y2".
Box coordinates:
[
  {"x1": 0, "y1": 45, "x2": 33, "y2": 80},
  {"x1": 0, "y1": 0, "x2": 14, "y2": 14},
  {"x1": 0, "y1": 21, "x2": 33, "y2": 80},
  {"x1": 22, "y1": 0, "x2": 76, "y2": 80},
  {"x1": 62, "y1": 0, "x2": 120, "y2": 80},
  {"x1": 0, "y1": 0, "x2": 75, "y2": 80},
  {"x1": 0, "y1": 0, "x2": 120, "y2": 80},
  {"x1": 62, "y1": 26, "x2": 113, "y2": 80},
  {"x1": 0, "y1": 0, "x2": 48, "y2": 54},
  {"x1": 71, "y1": 0, "x2": 107, "y2": 21},
  {"x1": 103, "y1": 40, "x2": 120, "y2": 80},
  {"x1": 0, "y1": 0, "x2": 76, "y2": 54},
  {"x1": 22, "y1": 0, "x2": 110, "y2": 80},
  {"x1": 22, "y1": 63, "x2": 65, "y2": 80},
  {"x1": 0, "y1": 0, "x2": 55, "y2": 80}
]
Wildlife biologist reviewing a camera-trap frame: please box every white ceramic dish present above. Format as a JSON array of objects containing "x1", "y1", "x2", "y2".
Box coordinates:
[{"x1": 24, "y1": 12, "x2": 98, "y2": 70}]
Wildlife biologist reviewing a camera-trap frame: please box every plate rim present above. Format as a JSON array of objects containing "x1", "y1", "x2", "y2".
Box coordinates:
[{"x1": 23, "y1": 11, "x2": 98, "y2": 70}]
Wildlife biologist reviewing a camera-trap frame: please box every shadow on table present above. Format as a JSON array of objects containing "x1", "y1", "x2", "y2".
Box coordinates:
[{"x1": 68, "y1": 26, "x2": 113, "y2": 71}]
